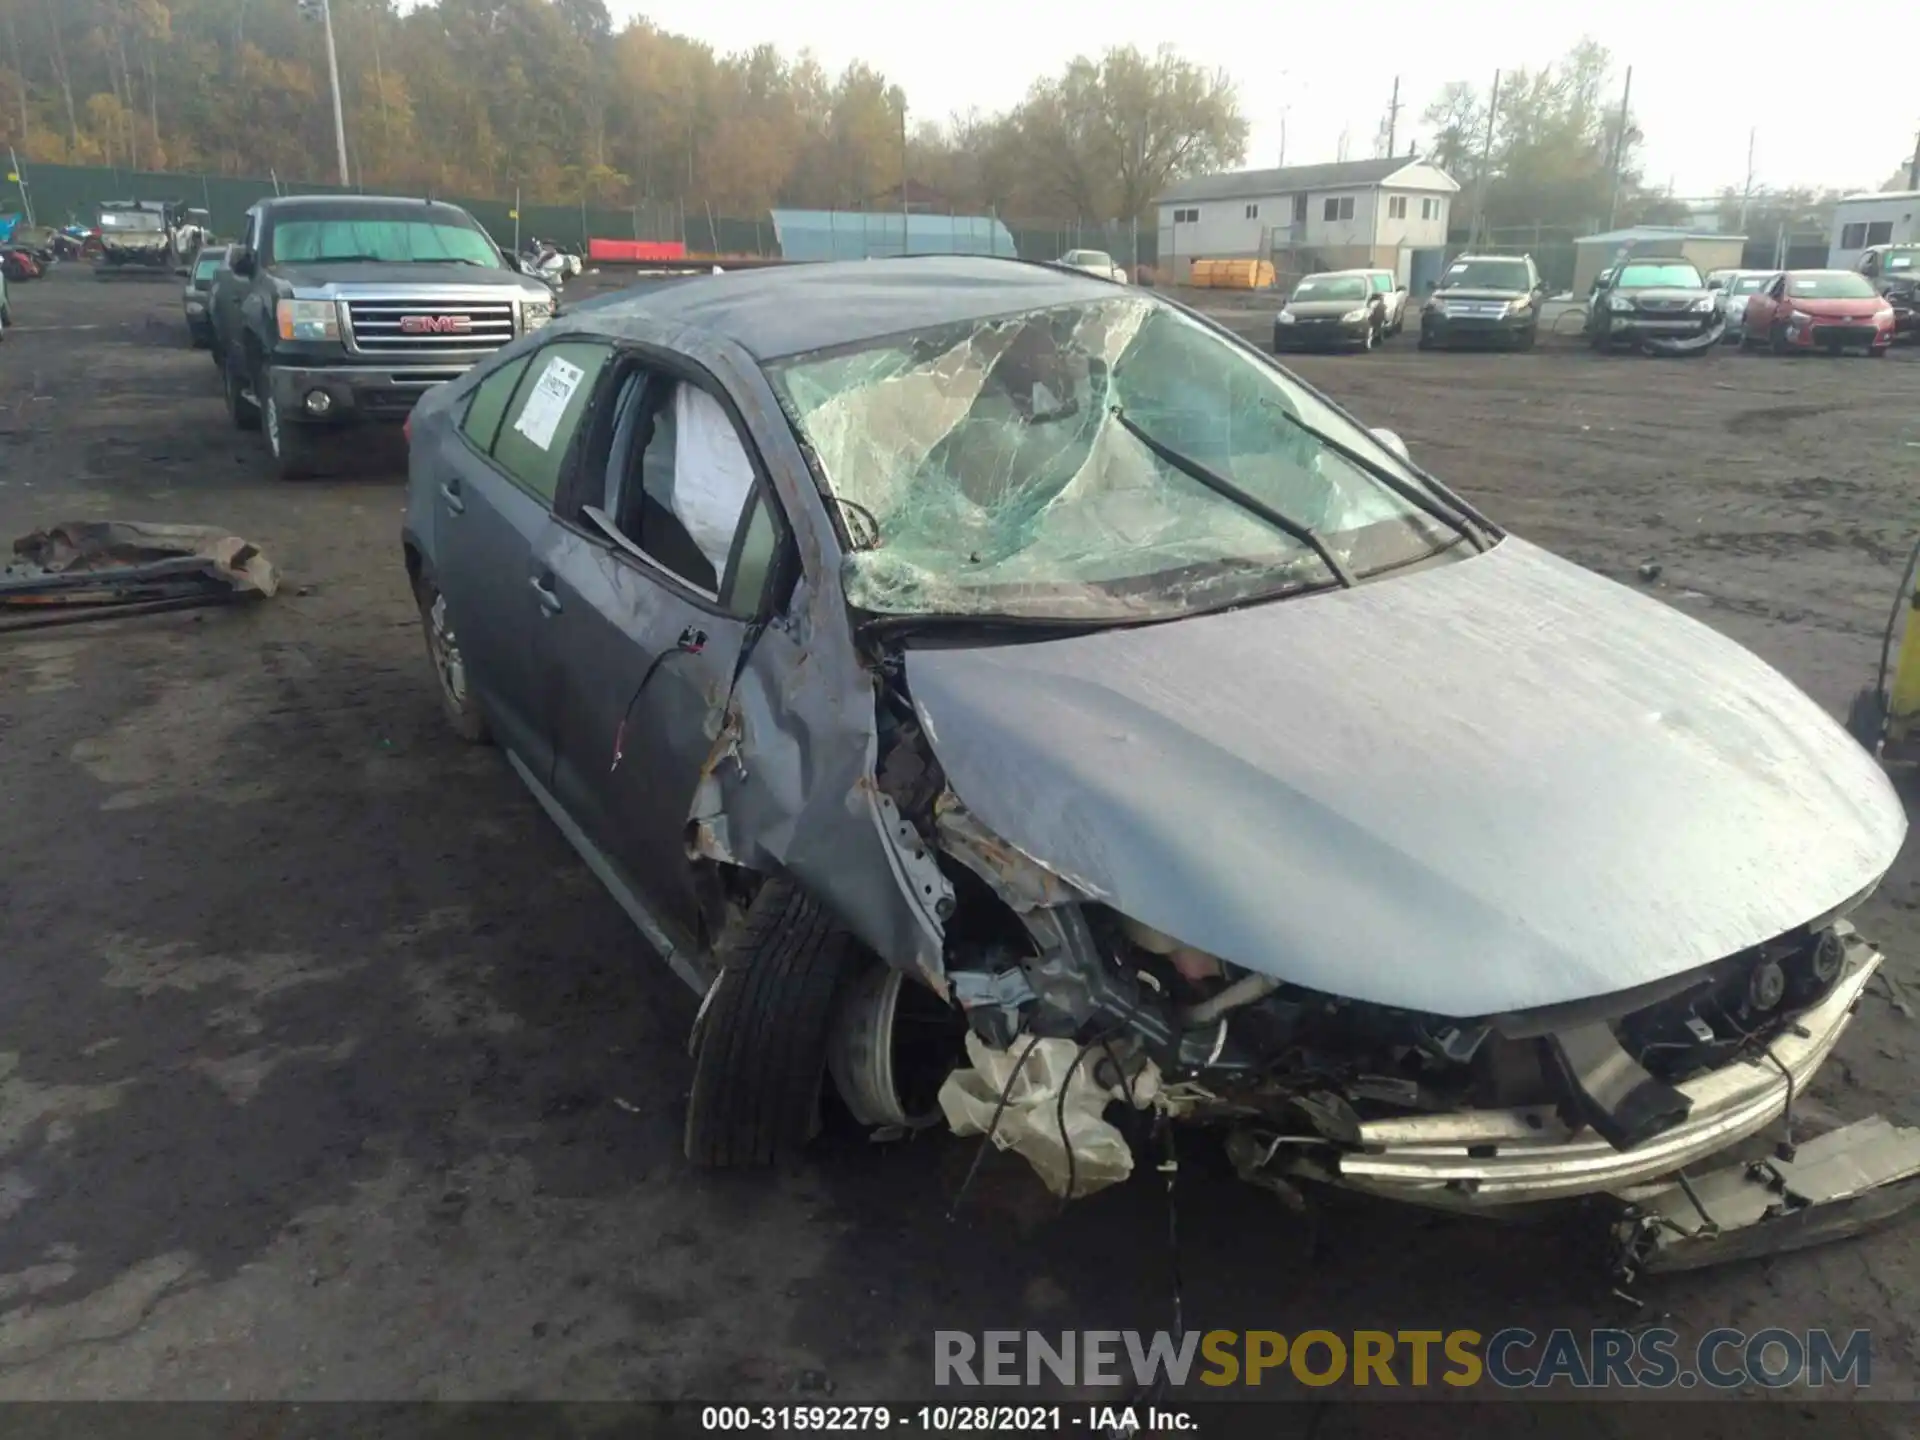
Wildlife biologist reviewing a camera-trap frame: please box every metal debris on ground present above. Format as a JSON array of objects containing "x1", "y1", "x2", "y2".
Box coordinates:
[{"x1": 1, "y1": 520, "x2": 278, "y2": 632}]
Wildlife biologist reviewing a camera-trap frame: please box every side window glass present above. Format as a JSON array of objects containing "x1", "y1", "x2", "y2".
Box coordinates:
[
  {"x1": 600, "y1": 376, "x2": 766, "y2": 607},
  {"x1": 461, "y1": 355, "x2": 532, "y2": 455},
  {"x1": 492, "y1": 342, "x2": 615, "y2": 502},
  {"x1": 1371, "y1": 274, "x2": 1389, "y2": 293},
  {"x1": 723, "y1": 492, "x2": 781, "y2": 617}
]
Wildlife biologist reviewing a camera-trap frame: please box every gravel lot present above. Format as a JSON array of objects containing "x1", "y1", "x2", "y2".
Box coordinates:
[{"x1": 3, "y1": 267, "x2": 1920, "y2": 1420}]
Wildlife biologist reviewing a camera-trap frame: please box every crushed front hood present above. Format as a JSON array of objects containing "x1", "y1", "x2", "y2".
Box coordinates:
[{"x1": 907, "y1": 538, "x2": 1905, "y2": 1017}]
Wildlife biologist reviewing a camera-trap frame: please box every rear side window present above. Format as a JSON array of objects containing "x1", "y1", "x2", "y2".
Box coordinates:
[
  {"x1": 461, "y1": 355, "x2": 531, "y2": 455},
  {"x1": 490, "y1": 342, "x2": 615, "y2": 502}
]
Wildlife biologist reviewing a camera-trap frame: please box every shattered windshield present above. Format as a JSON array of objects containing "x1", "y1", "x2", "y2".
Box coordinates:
[{"x1": 769, "y1": 297, "x2": 1459, "y2": 621}]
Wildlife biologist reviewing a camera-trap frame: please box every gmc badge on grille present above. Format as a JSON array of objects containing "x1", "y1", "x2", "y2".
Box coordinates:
[{"x1": 399, "y1": 315, "x2": 473, "y2": 335}]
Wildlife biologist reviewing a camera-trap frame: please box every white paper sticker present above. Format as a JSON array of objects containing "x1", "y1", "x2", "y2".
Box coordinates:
[{"x1": 512, "y1": 356, "x2": 586, "y2": 451}]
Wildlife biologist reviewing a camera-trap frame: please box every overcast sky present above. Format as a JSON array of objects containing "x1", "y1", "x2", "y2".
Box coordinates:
[{"x1": 611, "y1": 0, "x2": 1913, "y2": 199}]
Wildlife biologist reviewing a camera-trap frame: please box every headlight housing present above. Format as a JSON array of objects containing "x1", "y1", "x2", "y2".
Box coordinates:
[
  {"x1": 1876, "y1": 306, "x2": 1896, "y2": 324},
  {"x1": 1341, "y1": 307, "x2": 1368, "y2": 323},
  {"x1": 524, "y1": 297, "x2": 554, "y2": 331},
  {"x1": 1276, "y1": 309, "x2": 1296, "y2": 325},
  {"x1": 276, "y1": 298, "x2": 339, "y2": 342},
  {"x1": 1607, "y1": 294, "x2": 1634, "y2": 313},
  {"x1": 1504, "y1": 297, "x2": 1530, "y2": 315},
  {"x1": 1689, "y1": 295, "x2": 1716, "y2": 313}
]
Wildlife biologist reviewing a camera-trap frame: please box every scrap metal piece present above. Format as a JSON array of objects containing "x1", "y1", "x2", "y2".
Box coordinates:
[
  {"x1": 2, "y1": 521, "x2": 279, "y2": 631},
  {"x1": 1613, "y1": 1116, "x2": 1920, "y2": 1276}
]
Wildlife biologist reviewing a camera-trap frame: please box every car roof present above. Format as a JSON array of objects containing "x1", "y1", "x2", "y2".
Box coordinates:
[
  {"x1": 570, "y1": 255, "x2": 1119, "y2": 362},
  {"x1": 260, "y1": 194, "x2": 479, "y2": 223},
  {"x1": 1450, "y1": 253, "x2": 1531, "y2": 263}
]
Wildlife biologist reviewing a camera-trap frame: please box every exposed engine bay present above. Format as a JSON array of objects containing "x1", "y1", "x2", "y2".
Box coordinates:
[{"x1": 850, "y1": 665, "x2": 1920, "y2": 1276}]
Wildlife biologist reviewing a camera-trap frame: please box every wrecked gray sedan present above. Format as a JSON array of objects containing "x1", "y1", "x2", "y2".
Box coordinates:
[{"x1": 400, "y1": 256, "x2": 1915, "y2": 1273}]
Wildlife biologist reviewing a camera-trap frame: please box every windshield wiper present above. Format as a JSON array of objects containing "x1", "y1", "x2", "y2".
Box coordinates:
[
  {"x1": 1255, "y1": 399, "x2": 1494, "y2": 553},
  {"x1": 1110, "y1": 406, "x2": 1355, "y2": 588}
]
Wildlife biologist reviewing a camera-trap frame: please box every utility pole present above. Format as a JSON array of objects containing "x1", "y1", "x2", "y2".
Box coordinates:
[
  {"x1": 1470, "y1": 70, "x2": 1499, "y2": 248},
  {"x1": 1737, "y1": 127, "x2": 1755, "y2": 232},
  {"x1": 899, "y1": 92, "x2": 909, "y2": 256},
  {"x1": 1385, "y1": 76, "x2": 1401, "y2": 159},
  {"x1": 1908, "y1": 121, "x2": 1919, "y2": 190},
  {"x1": 298, "y1": 0, "x2": 351, "y2": 186},
  {"x1": 1604, "y1": 66, "x2": 1633, "y2": 232}
]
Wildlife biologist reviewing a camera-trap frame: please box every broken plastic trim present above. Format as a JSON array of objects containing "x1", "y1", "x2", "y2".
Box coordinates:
[{"x1": 1325, "y1": 938, "x2": 1880, "y2": 1207}]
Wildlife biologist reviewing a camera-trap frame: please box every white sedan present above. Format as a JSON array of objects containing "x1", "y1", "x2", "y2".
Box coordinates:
[{"x1": 1057, "y1": 249, "x2": 1129, "y2": 283}]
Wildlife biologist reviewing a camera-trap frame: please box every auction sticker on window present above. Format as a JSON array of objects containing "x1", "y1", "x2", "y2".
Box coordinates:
[{"x1": 513, "y1": 355, "x2": 586, "y2": 451}]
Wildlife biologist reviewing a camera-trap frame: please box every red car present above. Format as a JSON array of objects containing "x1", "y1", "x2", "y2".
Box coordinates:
[{"x1": 1741, "y1": 269, "x2": 1896, "y2": 356}]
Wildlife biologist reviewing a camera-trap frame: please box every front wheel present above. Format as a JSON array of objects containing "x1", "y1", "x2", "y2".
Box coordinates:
[
  {"x1": 260, "y1": 368, "x2": 320, "y2": 480},
  {"x1": 685, "y1": 878, "x2": 863, "y2": 1168}
]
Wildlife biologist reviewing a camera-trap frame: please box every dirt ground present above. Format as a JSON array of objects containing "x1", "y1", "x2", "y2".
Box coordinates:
[{"x1": 3, "y1": 267, "x2": 1920, "y2": 1419}]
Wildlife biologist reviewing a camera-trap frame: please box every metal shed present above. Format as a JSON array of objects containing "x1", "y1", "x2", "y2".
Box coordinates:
[
  {"x1": 1572, "y1": 227, "x2": 1748, "y2": 296},
  {"x1": 769, "y1": 210, "x2": 1018, "y2": 263}
]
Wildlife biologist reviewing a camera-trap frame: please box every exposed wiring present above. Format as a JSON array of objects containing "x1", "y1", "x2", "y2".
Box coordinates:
[{"x1": 947, "y1": 1033, "x2": 1044, "y2": 1224}]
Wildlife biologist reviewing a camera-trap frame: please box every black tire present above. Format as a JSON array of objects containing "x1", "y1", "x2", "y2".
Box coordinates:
[
  {"x1": 1847, "y1": 687, "x2": 1886, "y2": 754},
  {"x1": 224, "y1": 347, "x2": 260, "y2": 432},
  {"x1": 415, "y1": 574, "x2": 490, "y2": 744},
  {"x1": 684, "y1": 878, "x2": 862, "y2": 1168},
  {"x1": 259, "y1": 365, "x2": 320, "y2": 480}
]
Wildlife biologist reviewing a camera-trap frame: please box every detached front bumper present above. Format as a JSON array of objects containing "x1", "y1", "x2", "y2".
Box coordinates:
[
  {"x1": 268, "y1": 362, "x2": 479, "y2": 426},
  {"x1": 1319, "y1": 935, "x2": 1880, "y2": 1209}
]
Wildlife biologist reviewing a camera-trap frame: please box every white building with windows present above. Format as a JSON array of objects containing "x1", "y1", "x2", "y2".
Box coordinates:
[
  {"x1": 1828, "y1": 191, "x2": 1920, "y2": 270},
  {"x1": 1155, "y1": 157, "x2": 1459, "y2": 285}
]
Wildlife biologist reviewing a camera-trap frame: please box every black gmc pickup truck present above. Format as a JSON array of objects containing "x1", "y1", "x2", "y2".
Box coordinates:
[{"x1": 213, "y1": 194, "x2": 557, "y2": 478}]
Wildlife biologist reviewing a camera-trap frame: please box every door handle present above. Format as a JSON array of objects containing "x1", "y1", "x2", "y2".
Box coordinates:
[
  {"x1": 529, "y1": 574, "x2": 563, "y2": 616},
  {"x1": 439, "y1": 480, "x2": 465, "y2": 515}
]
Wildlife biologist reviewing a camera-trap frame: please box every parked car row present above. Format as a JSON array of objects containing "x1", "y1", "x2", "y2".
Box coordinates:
[{"x1": 1270, "y1": 250, "x2": 1912, "y2": 359}]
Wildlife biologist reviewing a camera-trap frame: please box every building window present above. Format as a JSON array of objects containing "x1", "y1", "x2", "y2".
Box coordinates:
[
  {"x1": 1421, "y1": 197, "x2": 1438, "y2": 220},
  {"x1": 1867, "y1": 220, "x2": 1894, "y2": 246},
  {"x1": 1245, "y1": 203, "x2": 1259, "y2": 219},
  {"x1": 1292, "y1": 195, "x2": 1308, "y2": 223},
  {"x1": 1323, "y1": 196, "x2": 1354, "y2": 222},
  {"x1": 1387, "y1": 196, "x2": 1407, "y2": 220},
  {"x1": 1172, "y1": 207, "x2": 1199, "y2": 224}
]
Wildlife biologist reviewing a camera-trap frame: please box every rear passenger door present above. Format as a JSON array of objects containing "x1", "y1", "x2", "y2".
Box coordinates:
[
  {"x1": 437, "y1": 339, "x2": 615, "y2": 779},
  {"x1": 539, "y1": 353, "x2": 792, "y2": 943}
]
